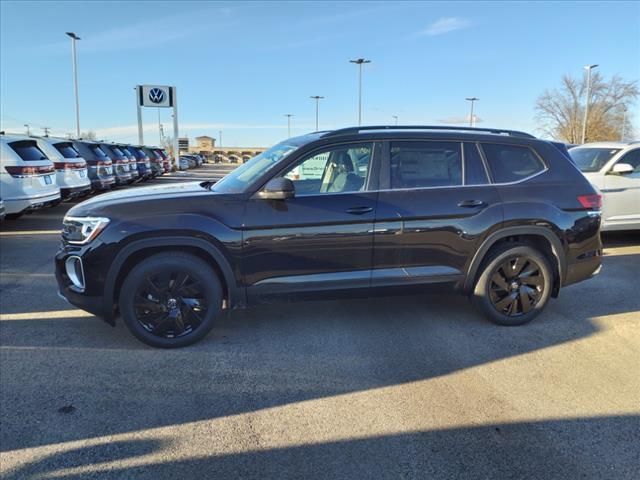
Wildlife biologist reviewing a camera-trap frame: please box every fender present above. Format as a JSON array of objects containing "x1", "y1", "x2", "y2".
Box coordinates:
[
  {"x1": 462, "y1": 225, "x2": 566, "y2": 294},
  {"x1": 101, "y1": 236, "x2": 243, "y2": 324}
]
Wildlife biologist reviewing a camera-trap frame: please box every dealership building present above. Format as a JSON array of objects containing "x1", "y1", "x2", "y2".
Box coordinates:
[{"x1": 181, "y1": 135, "x2": 266, "y2": 162}]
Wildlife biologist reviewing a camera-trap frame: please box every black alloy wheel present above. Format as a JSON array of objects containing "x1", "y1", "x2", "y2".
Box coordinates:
[
  {"x1": 120, "y1": 253, "x2": 222, "y2": 348},
  {"x1": 488, "y1": 256, "x2": 544, "y2": 316},
  {"x1": 473, "y1": 243, "x2": 552, "y2": 326},
  {"x1": 134, "y1": 270, "x2": 208, "y2": 338}
]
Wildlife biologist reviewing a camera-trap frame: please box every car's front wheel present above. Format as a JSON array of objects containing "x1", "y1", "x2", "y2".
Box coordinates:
[
  {"x1": 473, "y1": 243, "x2": 553, "y2": 326},
  {"x1": 119, "y1": 252, "x2": 223, "y2": 348}
]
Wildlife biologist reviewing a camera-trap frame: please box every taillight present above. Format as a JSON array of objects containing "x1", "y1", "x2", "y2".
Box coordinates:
[
  {"x1": 54, "y1": 161, "x2": 87, "y2": 170},
  {"x1": 5, "y1": 165, "x2": 55, "y2": 177},
  {"x1": 96, "y1": 160, "x2": 112, "y2": 167},
  {"x1": 577, "y1": 194, "x2": 602, "y2": 210}
]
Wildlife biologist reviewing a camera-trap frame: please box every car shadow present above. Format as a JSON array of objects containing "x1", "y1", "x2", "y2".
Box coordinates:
[
  {"x1": 1, "y1": 245, "x2": 638, "y2": 453},
  {"x1": 3, "y1": 416, "x2": 638, "y2": 479}
]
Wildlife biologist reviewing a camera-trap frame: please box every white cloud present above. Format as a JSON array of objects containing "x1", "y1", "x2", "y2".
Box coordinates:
[{"x1": 418, "y1": 17, "x2": 471, "y2": 36}]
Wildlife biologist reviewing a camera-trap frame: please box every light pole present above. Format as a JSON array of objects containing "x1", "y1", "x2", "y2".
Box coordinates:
[
  {"x1": 392, "y1": 115, "x2": 399, "y2": 126},
  {"x1": 620, "y1": 105, "x2": 627, "y2": 141},
  {"x1": 157, "y1": 108, "x2": 163, "y2": 144},
  {"x1": 465, "y1": 97, "x2": 479, "y2": 127},
  {"x1": 350, "y1": 58, "x2": 371, "y2": 125},
  {"x1": 310, "y1": 96, "x2": 324, "y2": 131},
  {"x1": 285, "y1": 114, "x2": 294, "y2": 137},
  {"x1": 219, "y1": 130, "x2": 222, "y2": 148},
  {"x1": 66, "y1": 32, "x2": 81, "y2": 138},
  {"x1": 24, "y1": 124, "x2": 30, "y2": 136},
  {"x1": 581, "y1": 64, "x2": 598, "y2": 144}
]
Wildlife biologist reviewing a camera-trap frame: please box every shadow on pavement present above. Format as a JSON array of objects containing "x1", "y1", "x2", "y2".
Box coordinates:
[{"x1": 4, "y1": 416, "x2": 638, "y2": 479}]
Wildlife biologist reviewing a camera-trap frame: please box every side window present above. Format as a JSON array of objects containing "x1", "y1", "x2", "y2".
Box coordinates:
[
  {"x1": 481, "y1": 143, "x2": 545, "y2": 183},
  {"x1": 390, "y1": 141, "x2": 461, "y2": 189},
  {"x1": 464, "y1": 143, "x2": 489, "y2": 185},
  {"x1": 281, "y1": 143, "x2": 372, "y2": 195},
  {"x1": 617, "y1": 150, "x2": 640, "y2": 178}
]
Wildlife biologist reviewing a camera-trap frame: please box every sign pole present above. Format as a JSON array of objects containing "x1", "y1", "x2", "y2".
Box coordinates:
[
  {"x1": 172, "y1": 86, "x2": 179, "y2": 170},
  {"x1": 136, "y1": 85, "x2": 144, "y2": 145}
]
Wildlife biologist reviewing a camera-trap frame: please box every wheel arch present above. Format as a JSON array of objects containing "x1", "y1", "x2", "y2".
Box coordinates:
[
  {"x1": 463, "y1": 226, "x2": 566, "y2": 297},
  {"x1": 102, "y1": 236, "x2": 243, "y2": 324}
]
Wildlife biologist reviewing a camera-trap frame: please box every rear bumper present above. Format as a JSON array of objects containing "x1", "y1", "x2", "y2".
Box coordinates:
[
  {"x1": 61, "y1": 184, "x2": 92, "y2": 198},
  {"x1": 4, "y1": 191, "x2": 61, "y2": 215},
  {"x1": 92, "y1": 178, "x2": 115, "y2": 190}
]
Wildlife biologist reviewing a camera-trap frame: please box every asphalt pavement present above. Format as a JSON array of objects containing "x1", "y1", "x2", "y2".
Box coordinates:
[{"x1": 1, "y1": 164, "x2": 639, "y2": 479}]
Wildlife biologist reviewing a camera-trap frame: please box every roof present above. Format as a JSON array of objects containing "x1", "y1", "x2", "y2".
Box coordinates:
[
  {"x1": 195, "y1": 135, "x2": 214, "y2": 140},
  {"x1": 571, "y1": 141, "x2": 638, "y2": 149}
]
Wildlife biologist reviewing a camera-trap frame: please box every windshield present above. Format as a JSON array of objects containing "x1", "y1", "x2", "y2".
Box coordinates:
[
  {"x1": 212, "y1": 143, "x2": 298, "y2": 193},
  {"x1": 569, "y1": 148, "x2": 621, "y2": 172}
]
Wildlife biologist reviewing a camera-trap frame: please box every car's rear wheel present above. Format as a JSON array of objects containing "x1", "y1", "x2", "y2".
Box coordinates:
[
  {"x1": 473, "y1": 243, "x2": 553, "y2": 326},
  {"x1": 119, "y1": 252, "x2": 223, "y2": 348}
]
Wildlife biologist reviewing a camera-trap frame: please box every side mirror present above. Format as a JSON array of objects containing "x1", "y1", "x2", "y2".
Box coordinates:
[
  {"x1": 257, "y1": 177, "x2": 295, "y2": 200},
  {"x1": 609, "y1": 163, "x2": 634, "y2": 175}
]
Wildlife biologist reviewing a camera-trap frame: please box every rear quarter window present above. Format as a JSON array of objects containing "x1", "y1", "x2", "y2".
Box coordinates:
[
  {"x1": 480, "y1": 143, "x2": 545, "y2": 183},
  {"x1": 8, "y1": 141, "x2": 48, "y2": 161}
]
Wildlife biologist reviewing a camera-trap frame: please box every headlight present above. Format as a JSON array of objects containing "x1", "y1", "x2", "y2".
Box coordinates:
[{"x1": 62, "y1": 216, "x2": 110, "y2": 245}]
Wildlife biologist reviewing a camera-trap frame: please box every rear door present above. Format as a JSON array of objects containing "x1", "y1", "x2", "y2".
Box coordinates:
[
  {"x1": 243, "y1": 142, "x2": 380, "y2": 301},
  {"x1": 372, "y1": 140, "x2": 502, "y2": 288}
]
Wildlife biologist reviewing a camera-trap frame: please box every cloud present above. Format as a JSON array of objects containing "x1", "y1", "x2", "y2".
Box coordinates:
[
  {"x1": 438, "y1": 116, "x2": 483, "y2": 124},
  {"x1": 418, "y1": 17, "x2": 471, "y2": 36}
]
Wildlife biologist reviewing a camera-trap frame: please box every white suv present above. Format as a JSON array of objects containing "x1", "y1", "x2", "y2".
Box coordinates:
[
  {"x1": 570, "y1": 141, "x2": 640, "y2": 231},
  {"x1": 0, "y1": 134, "x2": 61, "y2": 218},
  {"x1": 34, "y1": 137, "x2": 91, "y2": 199}
]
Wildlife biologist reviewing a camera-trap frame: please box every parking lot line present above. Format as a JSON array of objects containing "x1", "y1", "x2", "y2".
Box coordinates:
[
  {"x1": 0, "y1": 230, "x2": 60, "y2": 236},
  {"x1": 0, "y1": 309, "x2": 94, "y2": 321}
]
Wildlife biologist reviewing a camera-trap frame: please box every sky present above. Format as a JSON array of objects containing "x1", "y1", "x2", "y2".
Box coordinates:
[{"x1": 1, "y1": 0, "x2": 639, "y2": 147}]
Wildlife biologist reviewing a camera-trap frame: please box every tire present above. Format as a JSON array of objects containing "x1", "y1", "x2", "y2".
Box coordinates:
[
  {"x1": 119, "y1": 252, "x2": 223, "y2": 348},
  {"x1": 472, "y1": 243, "x2": 553, "y2": 326}
]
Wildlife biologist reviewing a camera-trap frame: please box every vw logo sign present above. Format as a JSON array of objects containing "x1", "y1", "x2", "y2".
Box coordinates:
[{"x1": 148, "y1": 88, "x2": 165, "y2": 104}]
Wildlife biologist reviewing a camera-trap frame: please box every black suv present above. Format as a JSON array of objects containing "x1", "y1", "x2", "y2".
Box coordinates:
[{"x1": 56, "y1": 126, "x2": 602, "y2": 348}]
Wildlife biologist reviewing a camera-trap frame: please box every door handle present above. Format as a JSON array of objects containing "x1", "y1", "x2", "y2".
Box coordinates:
[
  {"x1": 346, "y1": 206, "x2": 373, "y2": 215},
  {"x1": 458, "y1": 200, "x2": 487, "y2": 208}
]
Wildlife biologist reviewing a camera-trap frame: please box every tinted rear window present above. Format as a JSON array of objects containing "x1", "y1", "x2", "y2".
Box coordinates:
[
  {"x1": 464, "y1": 143, "x2": 489, "y2": 185},
  {"x1": 8, "y1": 141, "x2": 48, "y2": 161},
  {"x1": 54, "y1": 142, "x2": 80, "y2": 159},
  {"x1": 480, "y1": 143, "x2": 545, "y2": 183},
  {"x1": 90, "y1": 145, "x2": 109, "y2": 159},
  {"x1": 390, "y1": 141, "x2": 462, "y2": 189}
]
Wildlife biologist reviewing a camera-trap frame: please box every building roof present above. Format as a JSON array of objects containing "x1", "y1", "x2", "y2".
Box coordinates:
[{"x1": 195, "y1": 136, "x2": 214, "y2": 140}]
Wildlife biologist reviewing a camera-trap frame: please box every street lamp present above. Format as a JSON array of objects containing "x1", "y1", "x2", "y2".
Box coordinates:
[
  {"x1": 621, "y1": 105, "x2": 627, "y2": 141},
  {"x1": 24, "y1": 124, "x2": 30, "y2": 136},
  {"x1": 349, "y1": 58, "x2": 371, "y2": 125},
  {"x1": 310, "y1": 96, "x2": 324, "y2": 131},
  {"x1": 219, "y1": 130, "x2": 222, "y2": 148},
  {"x1": 392, "y1": 115, "x2": 399, "y2": 126},
  {"x1": 581, "y1": 64, "x2": 598, "y2": 144},
  {"x1": 465, "y1": 97, "x2": 479, "y2": 127},
  {"x1": 285, "y1": 114, "x2": 294, "y2": 137},
  {"x1": 65, "y1": 32, "x2": 81, "y2": 138}
]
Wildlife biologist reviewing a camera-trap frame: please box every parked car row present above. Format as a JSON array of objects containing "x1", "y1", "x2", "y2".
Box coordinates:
[
  {"x1": 178, "y1": 154, "x2": 205, "y2": 170},
  {"x1": 0, "y1": 133, "x2": 173, "y2": 220}
]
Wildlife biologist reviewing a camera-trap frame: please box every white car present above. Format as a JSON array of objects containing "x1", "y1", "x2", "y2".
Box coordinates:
[
  {"x1": 0, "y1": 134, "x2": 61, "y2": 218},
  {"x1": 34, "y1": 136, "x2": 91, "y2": 199},
  {"x1": 569, "y1": 141, "x2": 640, "y2": 231}
]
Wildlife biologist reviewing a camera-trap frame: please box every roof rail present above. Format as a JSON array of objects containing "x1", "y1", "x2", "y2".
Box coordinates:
[{"x1": 322, "y1": 125, "x2": 536, "y2": 139}]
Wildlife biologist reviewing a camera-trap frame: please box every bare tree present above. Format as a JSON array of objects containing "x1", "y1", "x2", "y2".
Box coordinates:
[
  {"x1": 79, "y1": 130, "x2": 97, "y2": 140},
  {"x1": 535, "y1": 73, "x2": 638, "y2": 143}
]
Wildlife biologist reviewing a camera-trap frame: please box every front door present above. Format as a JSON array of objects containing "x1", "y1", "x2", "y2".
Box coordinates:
[
  {"x1": 243, "y1": 142, "x2": 379, "y2": 301},
  {"x1": 603, "y1": 149, "x2": 640, "y2": 229},
  {"x1": 373, "y1": 140, "x2": 502, "y2": 288}
]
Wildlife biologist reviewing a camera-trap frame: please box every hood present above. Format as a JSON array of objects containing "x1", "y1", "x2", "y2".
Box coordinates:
[{"x1": 67, "y1": 181, "x2": 216, "y2": 217}]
